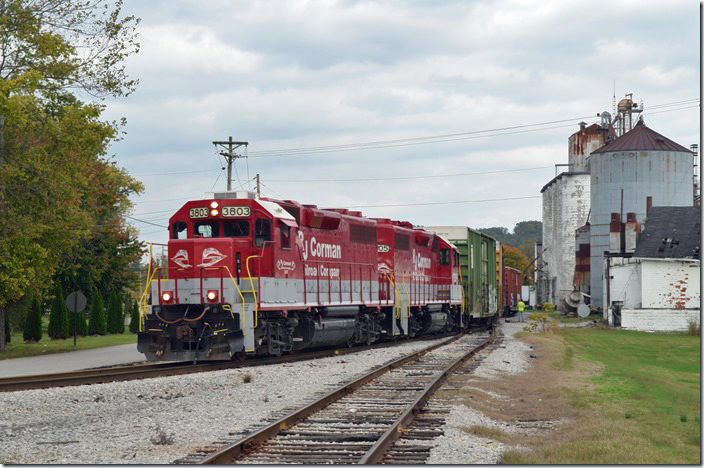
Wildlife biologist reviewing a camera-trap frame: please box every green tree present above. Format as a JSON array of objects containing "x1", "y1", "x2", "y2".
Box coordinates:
[
  {"x1": 23, "y1": 296, "x2": 42, "y2": 342},
  {"x1": 4, "y1": 313, "x2": 10, "y2": 343},
  {"x1": 503, "y1": 245, "x2": 532, "y2": 285},
  {"x1": 106, "y1": 290, "x2": 124, "y2": 334},
  {"x1": 129, "y1": 300, "x2": 140, "y2": 334},
  {"x1": 88, "y1": 289, "x2": 106, "y2": 335},
  {"x1": 0, "y1": 0, "x2": 141, "y2": 352},
  {"x1": 48, "y1": 283, "x2": 68, "y2": 339}
]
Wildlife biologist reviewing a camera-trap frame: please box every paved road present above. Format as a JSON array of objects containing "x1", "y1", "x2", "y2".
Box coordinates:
[{"x1": 0, "y1": 344, "x2": 146, "y2": 378}]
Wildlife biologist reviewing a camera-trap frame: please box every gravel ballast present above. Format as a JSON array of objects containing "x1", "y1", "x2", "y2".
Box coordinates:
[
  {"x1": 0, "y1": 322, "x2": 535, "y2": 464},
  {"x1": 0, "y1": 338, "x2": 451, "y2": 464}
]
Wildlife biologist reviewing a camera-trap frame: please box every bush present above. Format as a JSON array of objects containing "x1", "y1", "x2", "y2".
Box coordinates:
[
  {"x1": 129, "y1": 300, "x2": 140, "y2": 333},
  {"x1": 5, "y1": 313, "x2": 11, "y2": 344},
  {"x1": 686, "y1": 319, "x2": 700, "y2": 336},
  {"x1": 76, "y1": 309, "x2": 89, "y2": 336},
  {"x1": 88, "y1": 289, "x2": 107, "y2": 335},
  {"x1": 23, "y1": 297, "x2": 43, "y2": 342},
  {"x1": 107, "y1": 290, "x2": 124, "y2": 334},
  {"x1": 48, "y1": 283, "x2": 69, "y2": 339}
]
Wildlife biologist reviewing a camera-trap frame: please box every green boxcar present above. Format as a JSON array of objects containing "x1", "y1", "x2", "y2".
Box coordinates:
[{"x1": 426, "y1": 226, "x2": 498, "y2": 324}]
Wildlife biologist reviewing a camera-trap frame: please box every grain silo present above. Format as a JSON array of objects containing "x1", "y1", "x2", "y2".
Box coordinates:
[{"x1": 588, "y1": 119, "x2": 694, "y2": 311}]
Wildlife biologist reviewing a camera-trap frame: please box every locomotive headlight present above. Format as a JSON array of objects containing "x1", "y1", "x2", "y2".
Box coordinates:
[
  {"x1": 206, "y1": 290, "x2": 218, "y2": 302},
  {"x1": 210, "y1": 201, "x2": 219, "y2": 209},
  {"x1": 162, "y1": 292, "x2": 173, "y2": 303},
  {"x1": 210, "y1": 209, "x2": 219, "y2": 216}
]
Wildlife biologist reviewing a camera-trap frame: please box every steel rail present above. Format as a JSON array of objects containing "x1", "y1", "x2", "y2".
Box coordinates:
[
  {"x1": 0, "y1": 333, "x2": 457, "y2": 393},
  {"x1": 359, "y1": 326, "x2": 496, "y2": 464},
  {"x1": 197, "y1": 329, "x2": 491, "y2": 464}
]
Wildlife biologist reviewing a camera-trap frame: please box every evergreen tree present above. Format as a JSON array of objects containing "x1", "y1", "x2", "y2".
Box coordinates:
[
  {"x1": 88, "y1": 289, "x2": 107, "y2": 335},
  {"x1": 48, "y1": 284, "x2": 68, "y2": 339},
  {"x1": 76, "y1": 310, "x2": 89, "y2": 336},
  {"x1": 4, "y1": 313, "x2": 10, "y2": 344},
  {"x1": 107, "y1": 290, "x2": 124, "y2": 334},
  {"x1": 23, "y1": 297, "x2": 43, "y2": 342},
  {"x1": 129, "y1": 300, "x2": 140, "y2": 333}
]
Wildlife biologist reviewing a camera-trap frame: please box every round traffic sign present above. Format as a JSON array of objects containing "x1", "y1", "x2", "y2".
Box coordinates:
[{"x1": 66, "y1": 291, "x2": 87, "y2": 313}]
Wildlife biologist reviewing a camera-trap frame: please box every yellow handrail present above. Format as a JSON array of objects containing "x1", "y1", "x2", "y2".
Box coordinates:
[
  {"x1": 244, "y1": 255, "x2": 260, "y2": 329},
  {"x1": 400, "y1": 274, "x2": 410, "y2": 323},
  {"x1": 138, "y1": 262, "x2": 160, "y2": 332},
  {"x1": 386, "y1": 274, "x2": 402, "y2": 320},
  {"x1": 221, "y1": 266, "x2": 246, "y2": 333}
]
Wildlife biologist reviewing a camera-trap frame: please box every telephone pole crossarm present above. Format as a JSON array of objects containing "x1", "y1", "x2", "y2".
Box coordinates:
[{"x1": 212, "y1": 136, "x2": 249, "y2": 191}]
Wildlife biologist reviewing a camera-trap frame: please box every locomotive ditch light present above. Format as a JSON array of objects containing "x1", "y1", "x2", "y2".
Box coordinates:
[
  {"x1": 206, "y1": 290, "x2": 218, "y2": 302},
  {"x1": 210, "y1": 201, "x2": 219, "y2": 209},
  {"x1": 162, "y1": 291, "x2": 174, "y2": 304},
  {"x1": 210, "y1": 209, "x2": 219, "y2": 216}
]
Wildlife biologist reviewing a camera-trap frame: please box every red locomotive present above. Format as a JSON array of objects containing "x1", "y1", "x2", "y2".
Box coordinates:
[{"x1": 138, "y1": 191, "x2": 464, "y2": 361}]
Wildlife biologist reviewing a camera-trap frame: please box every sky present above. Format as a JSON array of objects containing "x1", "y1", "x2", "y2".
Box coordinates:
[{"x1": 102, "y1": 0, "x2": 701, "y2": 249}]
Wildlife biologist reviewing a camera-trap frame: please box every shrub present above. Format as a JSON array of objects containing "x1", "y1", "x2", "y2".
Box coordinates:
[
  {"x1": 129, "y1": 300, "x2": 140, "y2": 333},
  {"x1": 243, "y1": 373, "x2": 252, "y2": 383},
  {"x1": 686, "y1": 319, "x2": 700, "y2": 336},
  {"x1": 48, "y1": 283, "x2": 69, "y2": 339},
  {"x1": 23, "y1": 297, "x2": 43, "y2": 342},
  {"x1": 106, "y1": 290, "x2": 124, "y2": 334},
  {"x1": 88, "y1": 289, "x2": 107, "y2": 335},
  {"x1": 4, "y1": 313, "x2": 10, "y2": 344}
]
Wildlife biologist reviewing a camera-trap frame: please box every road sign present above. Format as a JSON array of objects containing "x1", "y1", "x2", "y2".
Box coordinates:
[{"x1": 66, "y1": 291, "x2": 87, "y2": 313}]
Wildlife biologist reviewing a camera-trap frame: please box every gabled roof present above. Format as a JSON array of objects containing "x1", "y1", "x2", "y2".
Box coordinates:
[
  {"x1": 634, "y1": 207, "x2": 700, "y2": 259},
  {"x1": 591, "y1": 120, "x2": 692, "y2": 154}
]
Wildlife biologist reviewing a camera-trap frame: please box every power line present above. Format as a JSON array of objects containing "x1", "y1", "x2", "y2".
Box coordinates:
[
  {"x1": 265, "y1": 166, "x2": 553, "y2": 183},
  {"x1": 343, "y1": 195, "x2": 543, "y2": 209},
  {"x1": 124, "y1": 215, "x2": 167, "y2": 229}
]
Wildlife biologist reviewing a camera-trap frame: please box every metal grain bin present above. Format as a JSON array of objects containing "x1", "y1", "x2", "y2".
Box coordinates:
[{"x1": 588, "y1": 120, "x2": 694, "y2": 310}]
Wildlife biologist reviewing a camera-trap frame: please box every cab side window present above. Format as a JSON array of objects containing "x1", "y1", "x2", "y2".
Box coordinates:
[
  {"x1": 171, "y1": 221, "x2": 187, "y2": 239},
  {"x1": 255, "y1": 219, "x2": 271, "y2": 247},
  {"x1": 280, "y1": 222, "x2": 291, "y2": 249},
  {"x1": 440, "y1": 248, "x2": 451, "y2": 266}
]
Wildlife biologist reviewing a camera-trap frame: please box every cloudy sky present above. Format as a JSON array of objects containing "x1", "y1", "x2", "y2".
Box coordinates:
[{"x1": 103, "y1": 0, "x2": 701, "y2": 247}]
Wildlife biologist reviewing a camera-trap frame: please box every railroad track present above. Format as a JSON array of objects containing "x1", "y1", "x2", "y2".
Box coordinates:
[
  {"x1": 0, "y1": 332, "x2": 462, "y2": 393},
  {"x1": 187, "y1": 327, "x2": 495, "y2": 465}
]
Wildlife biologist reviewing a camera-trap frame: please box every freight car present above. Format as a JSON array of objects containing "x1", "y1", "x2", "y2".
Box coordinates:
[
  {"x1": 425, "y1": 226, "x2": 499, "y2": 326},
  {"x1": 137, "y1": 191, "x2": 465, "y2": 361},
  {"x1": 502, "y1": 266, "x2": 522, "y2": 316}
]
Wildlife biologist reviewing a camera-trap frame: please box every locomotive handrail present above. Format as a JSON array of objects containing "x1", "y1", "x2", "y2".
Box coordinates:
[
  {"x1": 244, "y1": 255, "x2": 260, "y2": 329},
  {"x1": 138, "y1": 266, "x2": 161, "y2": 332},
  {"x1": 300, "y1": 259, "x2": 376, "y2": 307},
  {"x1": 221, "y1": 266, "x2": 247, "y2": 332}
]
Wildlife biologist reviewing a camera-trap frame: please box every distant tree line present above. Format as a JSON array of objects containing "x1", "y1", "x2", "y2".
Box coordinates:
[{"x1": 478, "y1": 221, "x2": 542, "y2": 285}]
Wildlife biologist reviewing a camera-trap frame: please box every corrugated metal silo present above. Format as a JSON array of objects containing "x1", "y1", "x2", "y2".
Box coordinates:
[{"x1": 588, "y1": 120, "x2": 694, "y2": 310}]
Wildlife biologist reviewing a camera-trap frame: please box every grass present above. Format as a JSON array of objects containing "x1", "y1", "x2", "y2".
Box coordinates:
[
  {"x1": 2, "y1": 317, "x2": 137, "y2": 360},
  {"x1": 501, "y1": 328, "x2": 701, "y2": 464}
]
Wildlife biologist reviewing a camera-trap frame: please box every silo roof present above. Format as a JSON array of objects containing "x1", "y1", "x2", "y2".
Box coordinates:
[{"x1": 591, "y1": 120, "x2": 692, "y2": 154}]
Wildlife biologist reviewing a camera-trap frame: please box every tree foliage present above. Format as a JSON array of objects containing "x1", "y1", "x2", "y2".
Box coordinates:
[
  {"x1": 48, "y1": 282, "x2": 68, "y2": 339},
  {"x1": 88, "y1": 288, "x2": 106, "y2": 335},
  {"x1": 503, "y1": 245, "x2": 533, "y2": 285},
  {"x1": 22, "y1": 296, "x2": 42, "y2": 342},
  {"x1": 128, "y1": 299, "x2": 139, "y2": 333},
  {"x1": 106, "y1": 289, "x2": 124, "y2": 334},
  {"x1": 0, "y1": 0, "x2": 141, "y2": 352},
  {"x1": 479, "y1": 221, "x2": 542, "y2": 249}
]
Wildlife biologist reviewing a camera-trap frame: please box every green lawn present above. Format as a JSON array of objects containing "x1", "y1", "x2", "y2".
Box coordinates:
[
  {"x1": 505, "y1": 327, "x2": 701, "y2": 464},
  {"x1": 2, "y1": 318, "x2": 138, "y2": 360}
]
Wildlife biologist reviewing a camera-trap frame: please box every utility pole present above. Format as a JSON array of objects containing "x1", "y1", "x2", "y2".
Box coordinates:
[
  {"x1": 212, "y1": 136, "x2": 248, "y2": 191},
  {"x1": 255, "y1": 174, "x2": 260, "y2": 198}
]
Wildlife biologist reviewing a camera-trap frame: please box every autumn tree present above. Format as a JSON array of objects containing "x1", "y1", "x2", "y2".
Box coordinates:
[
  {"x1": 503, "y1": 245, "x2": 533, "y2": 285},
  {"x1": 0, "y1": 0, "x2": 140, "y2": 352},
  {"x1": 88, "y1": 288, "x2": 106, "y2": 335}
]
